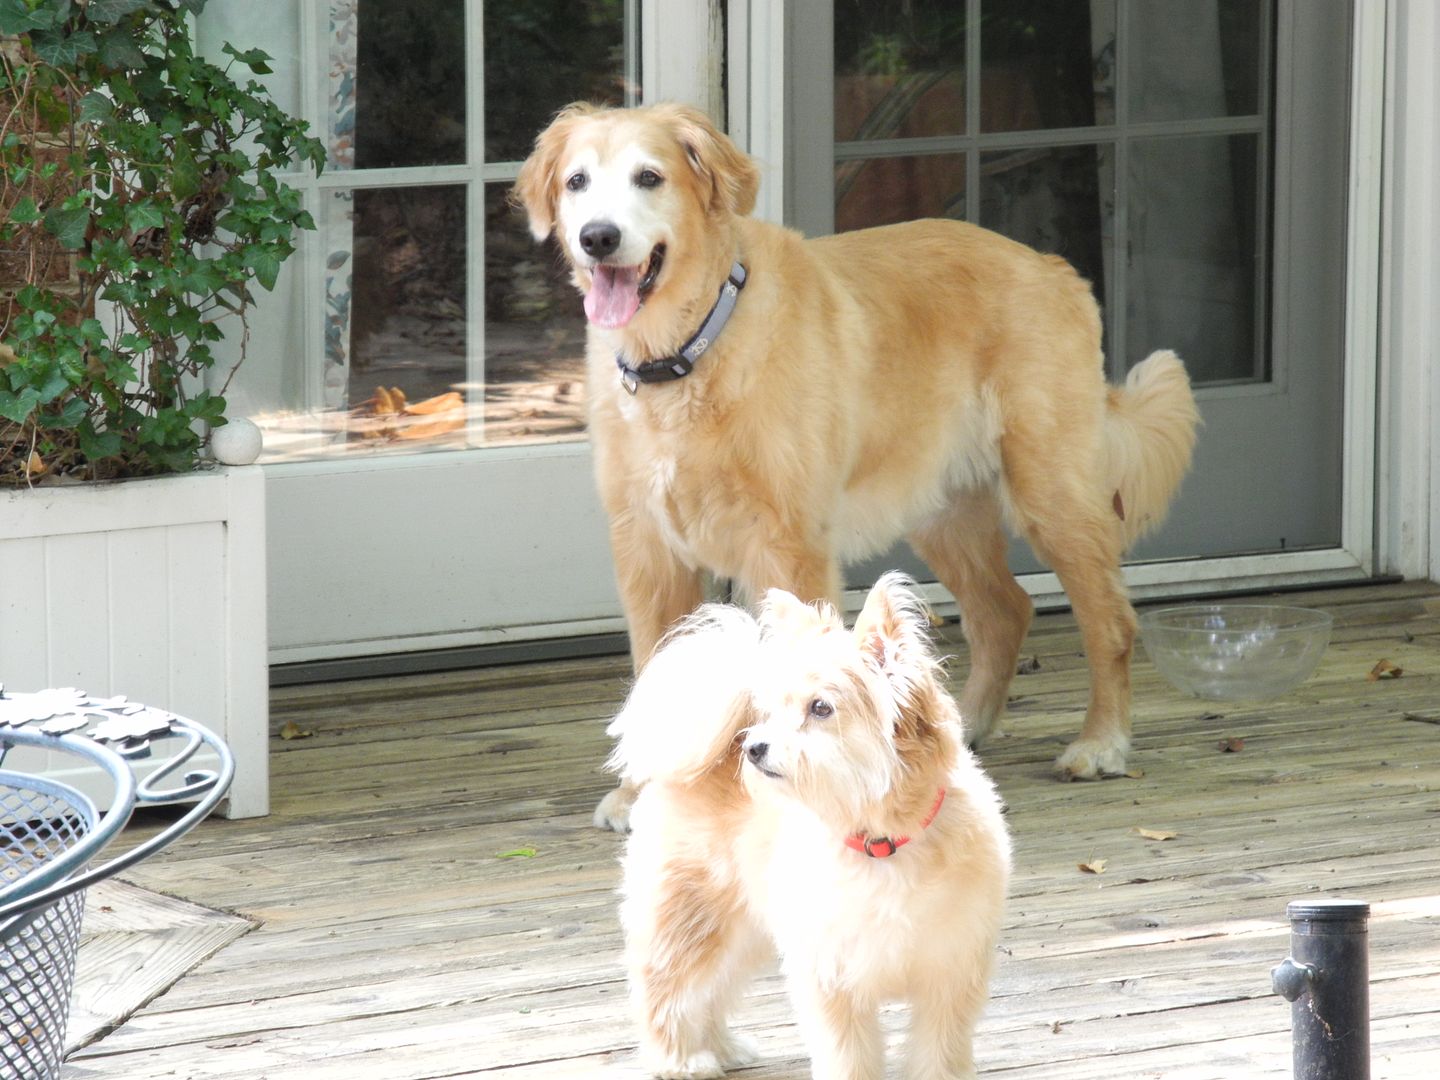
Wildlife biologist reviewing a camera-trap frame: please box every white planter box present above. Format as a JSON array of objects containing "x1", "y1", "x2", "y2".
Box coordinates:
[{"x1": 0, "y1": 465, "x2": 268, "y2": 818}]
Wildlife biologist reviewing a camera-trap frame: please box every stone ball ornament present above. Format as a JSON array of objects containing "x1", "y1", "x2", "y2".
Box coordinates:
[{"x1": 209, "y1": 416, "x2": 263, "y2": 465}]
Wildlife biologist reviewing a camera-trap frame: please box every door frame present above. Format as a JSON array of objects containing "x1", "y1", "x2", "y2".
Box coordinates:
[{"x1": 731, "y1": 0, "x2": 1394, "y2": 616}]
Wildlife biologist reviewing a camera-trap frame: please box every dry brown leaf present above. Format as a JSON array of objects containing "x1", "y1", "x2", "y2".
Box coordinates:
[
  {"x1": 1016, "y1": 656, "x2": 1042, "y2": 675},
  {"x1": 278, "y1": 721, "x2": 313, "y2": 741},
  {"x1": 25, "y1": 450, "x2": 46, "y2": 477},
  {"x1": 402, "y1": 391, "x2": 463, "y2": 416},
  {"x1": 1078, "y1": 858, "x2": 1108, "y2": 875},
  {"x1": 1134, "y1": 827, "x2": 1178, "y2": 841},
  {"x1": 1124, "y1": 768, "x2": 1145, "y2": 780},
  {"x1": 1217, "y1": 737, "x2": 1245, "y2": 753},
  {"x1": 1367, "y1": 658, "x2": 1403, "y2": 681}
]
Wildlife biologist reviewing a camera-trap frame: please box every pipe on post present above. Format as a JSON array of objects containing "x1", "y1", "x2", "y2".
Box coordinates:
[{"x1": 1271, "y1": 899, "x2": 1371, "y2": 1080}]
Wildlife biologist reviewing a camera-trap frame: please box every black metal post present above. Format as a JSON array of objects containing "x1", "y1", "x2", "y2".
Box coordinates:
[{"x1": 1271, "y1": 899, "x2": 1371, "y2": 1080}]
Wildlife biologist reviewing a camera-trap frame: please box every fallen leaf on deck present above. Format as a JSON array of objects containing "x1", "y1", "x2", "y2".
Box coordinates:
[
  {"x1": 496, "y1": 847, "x2": 538, "y2": 859},
  {"x1": 1078, "y1": 858, "x2": 1108, "y2": 875},
  {"x1": 1217, "y1": 737, "x2": 1245, "y2": 753},
  {"x1": 278, "y1": 721, "x2": 313, "y2": 741},
  {"x1": 1198, "y1": 711, "x2": 1225, "y2": 722},
  {"x1": 1367, "y1": 659, "x2": 1403, "y2": 681},
  {"x1": 1124, "y1": 769, "x2": 1145, "y2": 780},
  {"x1": 1134, "y1": 827, "x2": 1178, "y2": 841},
  {"x1": 1051, "y1": 1019, "x2": 1065, "y2": 1034},
  {"x1": 1401, "y1": 713, "x2": 1440, "y2": 726},
  {"x1": 1016, "y1": 656, "x2": 1042, "y2": 675}
]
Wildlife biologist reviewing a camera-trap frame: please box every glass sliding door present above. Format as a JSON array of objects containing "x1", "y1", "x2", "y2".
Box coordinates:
[
  {"x1": 793, "y1": 0, "x2": 1355, "y2": 589},
  {"x1": 198, "y1": 1, "x2": 658, "y2": 662}
]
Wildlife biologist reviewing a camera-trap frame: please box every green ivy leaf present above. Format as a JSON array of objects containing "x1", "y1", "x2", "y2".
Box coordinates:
[
  {"x1": 9, "y1": 196, "x2": 41, "y2": 225},
  {"x1": 0, "y1": 387, "x2": 40, "y2": 424},
  {"x1": 124, "y1": 202, "x2": 165, "y2": 232},
  {"x1": 97, "y1": 26, "x2": 148, "y2": 69},
  {"x1": 77, "y1": 91, "x2": 114, "y2": 124},
  {"x1": 170, "y1": 138, "x2": 200, "y2": 201},
  {"x1": 244, "y1": 247, "x2": 281, "y2": 291},
  {"x1": 87, "y1": 0, "x2": 155, "y2": 26},
  {"x1": 42, "y1": 205, "x2": 90, "y2": 250},
  {"x1": 0, "y1": 0, "x2": 57, "y2": 35},
  {"x1": 32, "y1": 29, "x2": 99, "y2": 67}
]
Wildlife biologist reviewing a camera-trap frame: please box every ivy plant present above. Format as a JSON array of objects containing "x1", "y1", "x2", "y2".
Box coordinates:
[{"x1": 0, "y1": 0, "x2": 324, "y2": 484}]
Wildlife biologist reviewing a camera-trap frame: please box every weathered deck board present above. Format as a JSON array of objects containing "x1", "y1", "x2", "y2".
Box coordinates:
[{"x1": 64, "y1": 581, "x2": 1440, "y2": 1078}]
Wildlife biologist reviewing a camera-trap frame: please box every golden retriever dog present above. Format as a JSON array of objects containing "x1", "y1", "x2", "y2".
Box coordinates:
[
  {"x1": 608, "y1": 574, "x2": 1011, "y2": 1079},
  {"x1": 514, "y1": 102, "x2": 1198, "y2": 829}
]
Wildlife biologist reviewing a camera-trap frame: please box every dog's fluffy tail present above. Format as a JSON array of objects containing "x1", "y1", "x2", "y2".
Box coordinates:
[
  {"x1": 605, "y1": 604, "x2": 758, "y2": 786},
  {"x1": 1104, "y1": 349, "x2": 1200, "y2": 549}
]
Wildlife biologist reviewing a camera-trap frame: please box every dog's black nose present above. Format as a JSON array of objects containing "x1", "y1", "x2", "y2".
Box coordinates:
[
  {"x1": 579, "y1": 221, "x2": 621, "y2": 259},
  {"x1": 745, "y1": 742, "x2": 769, "y2": 766}
]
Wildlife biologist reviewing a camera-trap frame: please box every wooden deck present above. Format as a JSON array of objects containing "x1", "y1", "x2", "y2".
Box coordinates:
[{"x1": 63, "y1": 581, "x2": 1440, "y2": 1079}]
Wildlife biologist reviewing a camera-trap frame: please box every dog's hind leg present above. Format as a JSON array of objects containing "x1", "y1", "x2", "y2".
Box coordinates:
[
  {"x1": 626, "y1": 861, "x2": 767, "y2": 1078},
  {"x1": 908, "y1": 490, "x2": 1032, "y2": 747},
  {"x1": 1007, "y1": 475, "x2": 1136, "y2": 780}
]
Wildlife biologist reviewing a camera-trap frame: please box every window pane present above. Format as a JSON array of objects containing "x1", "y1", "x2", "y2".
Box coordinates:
[
  {"x1": 835, "y1": 154, "x2": 967, "y2": 232},
  {"x1": 1127, "y1": 134, "x2": 1261, "y2": 383},
  {"x1": 834, "y1": 0, "x2": 967, "y2": 142},
  {"x1": 485, "y1": 1, "x2": 632, "y2": 163},
  {"x1": 329, "y1": 0, "x2": 466, "y2": 170},
  {"x1": 484, "y1": 184, "x2": 587, "y2": 445},
  {"x1": 253, "y1": 186, "x2": 471, "y2": 461},
  {"x1": 979, "y1": 143, "x2": 1114, "y2": 337},
  {"x1": 980, "y1": 0, "x2": 1118, "y2": 132},
  {"x1": 1129, "y1": 0, "x2": 1264, "y2": 122}
]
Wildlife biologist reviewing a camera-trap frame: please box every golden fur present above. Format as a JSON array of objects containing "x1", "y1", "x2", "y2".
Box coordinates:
[
  {"x1": 514, "y1": 103, "x2": 1199, "y2": 828},
  {"x1": 607, "y1": 575, "x2": 1011, "y2": 1079}
]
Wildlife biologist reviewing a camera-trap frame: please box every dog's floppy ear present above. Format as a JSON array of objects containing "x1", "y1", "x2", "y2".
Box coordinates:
[
  {"x1": 606, "y1": 604, "x2": 758, "y2": 784},
  {"x1": 512, "y1": 102, "x2": 600, "y2": 241},
  {"x1": 854, "y1": 572, "x2": 933, "y2": 676},
  {"x1": 663, "y1": 103, "x2": 760, "y2": 218}
]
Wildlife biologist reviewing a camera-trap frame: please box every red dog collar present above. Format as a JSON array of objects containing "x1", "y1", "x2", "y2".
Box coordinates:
[{"x1": 844, "y1": 788, "x2": 947, "y2": 858}]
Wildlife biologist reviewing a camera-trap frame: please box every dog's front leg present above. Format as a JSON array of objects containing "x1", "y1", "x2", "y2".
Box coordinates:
[
  {"x1": 790, "y1": 979, "x2": 883, "y2": 1080},
  {"x1": 596, "y1": 514, "x2": 705, "y2": 833}
]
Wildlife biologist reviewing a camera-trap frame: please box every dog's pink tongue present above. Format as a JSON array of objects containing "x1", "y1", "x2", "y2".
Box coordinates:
[{"x1": 584, "y1": 265, "x2": 641, "y2": 328}]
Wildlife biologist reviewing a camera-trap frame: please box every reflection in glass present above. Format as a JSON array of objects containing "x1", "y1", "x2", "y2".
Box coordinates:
[
  {"x1": 484, "y1": 184, "x2": 588, "y2": 445},
  {"x1": 979, "y1": 143, "x2": 1113, "y2": 323},
  {"x1": 485, "y1": 0, "x2": 631, "y2": 163},
  {"x1": 1129, "y1": 0, "x2": 1263, "y2": 122},
  {"x1": 835, "y1": 154, "x2": 966, "y2": 233},
  {"x1": 253, "y1": 186, "x2": 470, "y2": 460},
  {"x1": 329, "y1": 0, "x2": 466, "y2": 170},
  {"x1": 979, "y1": 0, "x2": 1117, "y2": 132},
  {"x1": 1127, "y1": 134, "x2": 1261, "y2": 384},
  {"x1": 834, "y1": 1, "x2": 967, "y2": 142}
]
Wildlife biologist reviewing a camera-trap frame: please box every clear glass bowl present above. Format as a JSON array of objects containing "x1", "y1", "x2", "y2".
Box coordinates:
[{"x1": 1137, "y1": 604, "x2": 1334, "y2": 701}]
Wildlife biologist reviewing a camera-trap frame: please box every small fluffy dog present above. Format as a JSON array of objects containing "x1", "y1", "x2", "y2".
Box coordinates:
[
  {"x1": 608, "y1": 574, "x2": 1011, "y2": 1079},
  {"x1": 515, "y1": 103, "x2": 1199, "y2": 827}
]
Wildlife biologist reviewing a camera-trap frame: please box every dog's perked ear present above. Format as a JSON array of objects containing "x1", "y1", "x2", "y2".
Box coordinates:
[
  {"x1": 512, "y1": 101, "x2": 601, "y2": 241},
  {"x1": 659, "y1": 103, "x2": 761, "y2": 218},
  {"x1": 853, "y1": 572, "x2": 933, "y2": 677},
  {"x1": 759, "y1": 588, "x2": 837, "y2": 638}
]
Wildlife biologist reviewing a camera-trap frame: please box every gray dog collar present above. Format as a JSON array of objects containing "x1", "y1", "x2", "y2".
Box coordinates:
[{"x1": 615, "y1": 261, "x2": 747, "y2": 394}]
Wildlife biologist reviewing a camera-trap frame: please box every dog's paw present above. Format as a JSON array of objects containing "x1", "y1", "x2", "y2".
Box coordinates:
[
  {"x1": 714, "y1": 1030, "x2": 759, "y2": 1069},
  {"x1": 1054, "y1": 735, "x2": 1130, "y2": 781},
  {"x1": 643, "y1": 1050, "x2": 727, "y2": 1079},
  {"x1": 593, "y1": 784, "x2": 637, "y2": 833}
]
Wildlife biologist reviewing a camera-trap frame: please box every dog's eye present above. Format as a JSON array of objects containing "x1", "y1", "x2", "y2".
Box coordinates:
[
  {"x1": 808, "y1": 698, "x2": 834, "y2": 720},
  {"x1": 566, "y1": 171, "x2": 589, "y2": 193},
  {"x1": 636, "y1": 168, "x2": 663, "y2": 190}
]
